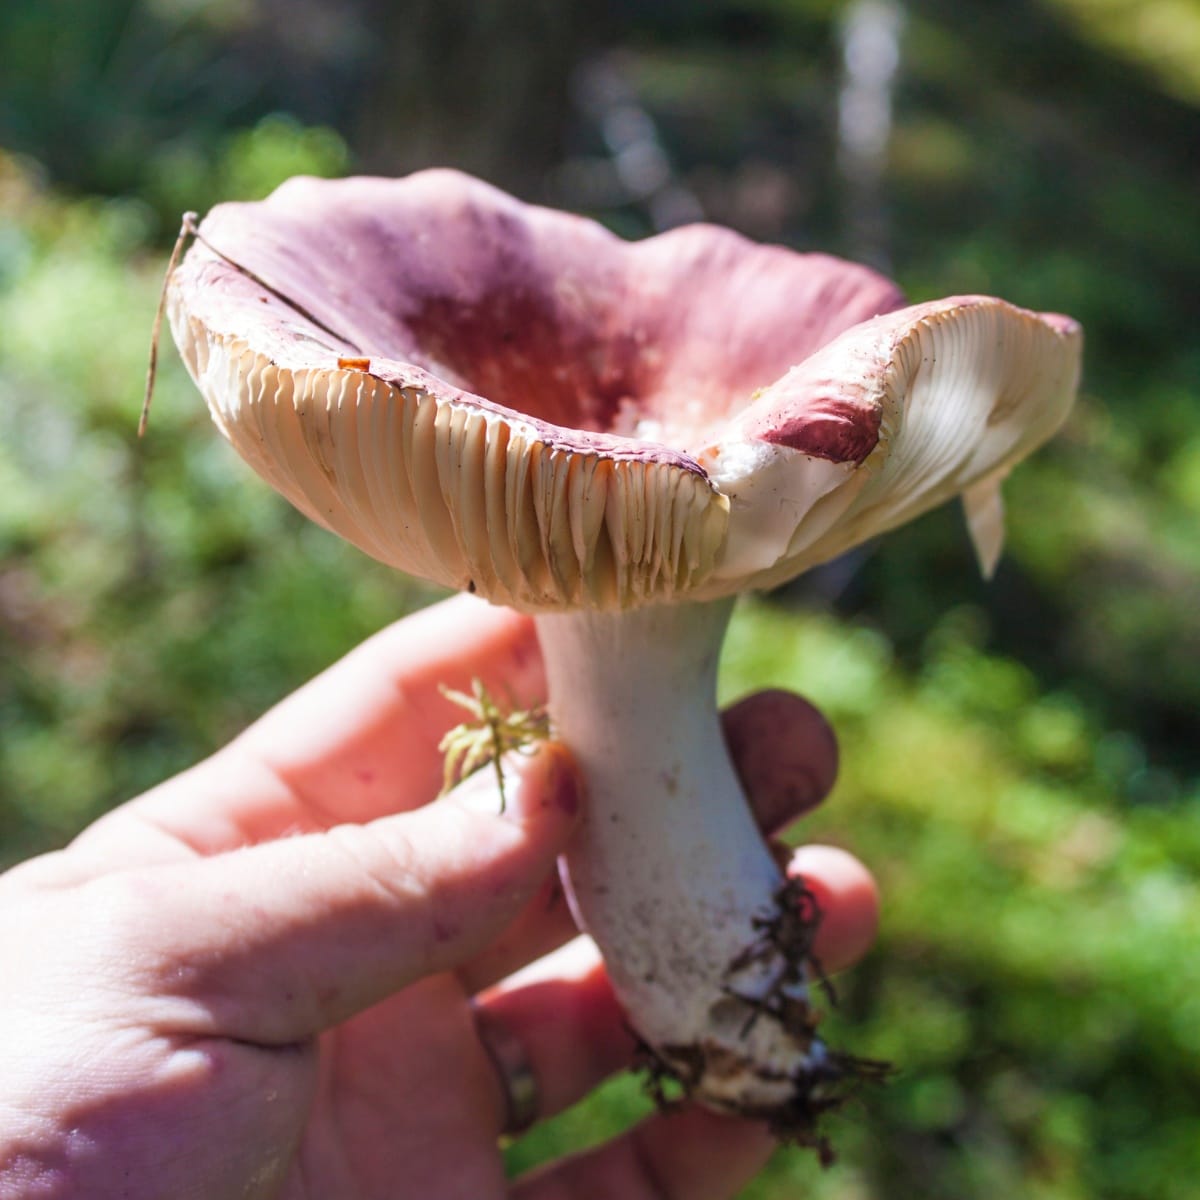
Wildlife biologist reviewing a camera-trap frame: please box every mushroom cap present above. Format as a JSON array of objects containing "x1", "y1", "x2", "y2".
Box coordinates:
[{"x1": 168, "y1": 169, "x2": 1082, "y2": 611}]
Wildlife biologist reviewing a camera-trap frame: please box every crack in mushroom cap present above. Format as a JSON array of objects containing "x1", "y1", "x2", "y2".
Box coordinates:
[{"x1": 167, "y1": 169, "x2": 1081, "y2": 611}]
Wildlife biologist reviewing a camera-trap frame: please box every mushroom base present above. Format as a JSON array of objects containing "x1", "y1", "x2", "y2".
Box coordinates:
[
  {"x1": 640, "y1": 1041, "x2": 887, "y2": 1163},
  {"x1": 636, "y1": 875, "x2": 890, "y2": 1158},
  {"x1": 535, "y1": 599, "x2": 879, "y2": 1149}
]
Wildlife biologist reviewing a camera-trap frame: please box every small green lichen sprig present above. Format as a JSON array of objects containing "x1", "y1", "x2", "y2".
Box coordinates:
[{"x1": 438, "y1": 680, "x2": 551, "y2": 811}]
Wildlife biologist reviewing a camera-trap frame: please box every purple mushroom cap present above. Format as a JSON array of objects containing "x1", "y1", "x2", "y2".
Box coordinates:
[{"x1": 168, "y1": 169, "x2": 1081, "y2": 610}]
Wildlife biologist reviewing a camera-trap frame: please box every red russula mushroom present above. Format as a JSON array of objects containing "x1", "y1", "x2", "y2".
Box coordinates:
[{"x1": 167, "y1": 169, "x2": 1082, "y2": 1138}]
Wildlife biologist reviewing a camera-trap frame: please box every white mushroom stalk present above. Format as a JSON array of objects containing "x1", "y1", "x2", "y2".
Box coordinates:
[
  {"x1": 538, "y1": 598, "x2": 842, "y2": 1120},
  {"x1": 164, "y1": 170, "x2": 1083, "y2": 1142}
]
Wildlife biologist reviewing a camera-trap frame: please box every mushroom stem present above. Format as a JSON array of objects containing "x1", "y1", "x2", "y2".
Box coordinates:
[{"x1": 535, "y1": 599, "x2": 834, "y2": 1121}]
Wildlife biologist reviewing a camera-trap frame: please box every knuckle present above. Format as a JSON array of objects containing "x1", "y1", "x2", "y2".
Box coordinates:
[{"x1": 321, "y1": 821, "x2": 425, "y2": 911}]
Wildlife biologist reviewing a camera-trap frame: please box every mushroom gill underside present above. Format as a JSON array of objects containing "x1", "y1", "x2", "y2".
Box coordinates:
[
  {"x1": 170, "y1": 271, "x2": 1079, "y2": 613},
  {"x1": 171, "y1": 317, "x2": 732, "y2": 611},
  {"x1": 165, "y1": 170, "x2": 920, "y2": 612}
]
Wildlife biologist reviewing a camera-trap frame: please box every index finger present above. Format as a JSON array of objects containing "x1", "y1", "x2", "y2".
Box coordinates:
[
  {"x1": 235, "y1": 593, "x2": 542, "y2": 820},
  {"x1": 81, "y1": 595, "x2": 543, "y2": 858}
]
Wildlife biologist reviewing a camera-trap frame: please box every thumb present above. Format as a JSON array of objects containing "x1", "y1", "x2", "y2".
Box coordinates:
[{"x1": 118, "y1": 743, "x2": 582, "y2": 1045}]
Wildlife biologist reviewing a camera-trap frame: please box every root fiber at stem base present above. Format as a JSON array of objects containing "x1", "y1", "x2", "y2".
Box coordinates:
[{"x1": 630, "y1": 877, "x2": 892, "y2": 1165}]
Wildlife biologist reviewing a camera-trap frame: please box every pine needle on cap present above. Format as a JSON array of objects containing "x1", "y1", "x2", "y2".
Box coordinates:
[{"x1": 138, "y1": 211, "x2": 198, "y2": 438}]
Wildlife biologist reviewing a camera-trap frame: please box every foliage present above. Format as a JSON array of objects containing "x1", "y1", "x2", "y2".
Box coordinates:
[
  {"x1": 2, "y1": 2, "x2": 1198, "y2": 1197},
  {"x1": 438, "y1": 680, "x2": 551, "y2": 811},
  {"x1": 0, "y1": 142, "x2": 436, "y2": 863}
]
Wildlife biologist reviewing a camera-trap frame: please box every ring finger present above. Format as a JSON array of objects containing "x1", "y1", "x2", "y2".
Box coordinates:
[{"x1": 474, "y1": 938, "x2": 628, "y2": 1136}]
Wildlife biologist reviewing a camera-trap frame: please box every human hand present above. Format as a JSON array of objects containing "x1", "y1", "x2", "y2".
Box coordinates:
[{"x1": 0, "y1": 595, "x2": 878, "y2": 1200}]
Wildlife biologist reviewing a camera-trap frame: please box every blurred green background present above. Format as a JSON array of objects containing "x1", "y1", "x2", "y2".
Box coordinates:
[{"x1": 2, "y1": 1, "x2": 1198, "y2": 1196}]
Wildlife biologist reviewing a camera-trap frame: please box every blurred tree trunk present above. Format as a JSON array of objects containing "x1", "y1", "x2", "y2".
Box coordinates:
[{"x1": 350, "y1": 0, "x2": 614, "y2": 197}]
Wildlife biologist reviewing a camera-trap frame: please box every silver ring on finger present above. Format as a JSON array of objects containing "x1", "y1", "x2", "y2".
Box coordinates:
[{"x1": 473, "y1": 1006, "x2": 539, "y2": 1137}]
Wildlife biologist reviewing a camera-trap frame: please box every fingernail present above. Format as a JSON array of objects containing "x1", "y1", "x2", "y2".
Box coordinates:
[
  {"x1": 507, "y1": 743, "x2": 583, "y2": 824},
  {"x1": 449, "y1": 764, "x2": 511, "y2": 815},
  {"x1": 544, "y1": 745, "x2": 582, "y2": 818}
]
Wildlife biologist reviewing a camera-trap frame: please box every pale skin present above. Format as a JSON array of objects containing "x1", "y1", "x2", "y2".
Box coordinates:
[{"x1": 0, "y1": 595, "x2": 878, "y2": 1200}]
